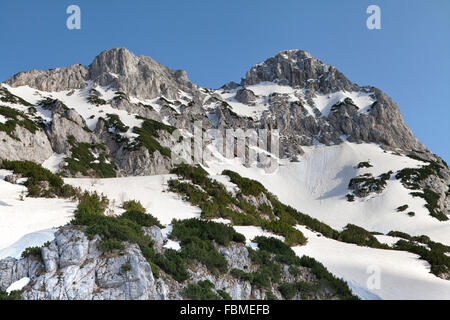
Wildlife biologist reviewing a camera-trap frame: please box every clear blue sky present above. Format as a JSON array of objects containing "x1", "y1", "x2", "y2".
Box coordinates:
[{"x1": 0, "y1": 0, "x2": 449, "y2": 161}]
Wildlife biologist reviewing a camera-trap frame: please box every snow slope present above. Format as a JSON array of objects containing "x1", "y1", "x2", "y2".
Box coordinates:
[
  {"x1": 65, "y1": 175, "x2": 202, "y2": 225},
  {"x1": 0, "y1": 171, "x2": 76, "y2": 256},
  {"x1": 205, "y1": 141, "x2": 450, "y2": 245},
  {"x1": 293, "y1": 226, "x2": 450, "y2": 300}
]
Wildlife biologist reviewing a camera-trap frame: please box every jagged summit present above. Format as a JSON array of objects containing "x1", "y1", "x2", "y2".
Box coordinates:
[
  {"x1": 241, "y1": 49, "x2": 358, "y2": 94},
  {"x1": 6, "y1": 48, "x2": 198, "y2": 100}
]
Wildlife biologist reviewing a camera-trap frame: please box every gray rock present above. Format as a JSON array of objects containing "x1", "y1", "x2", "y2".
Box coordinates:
[
  {"x1": 46, "y1": 112, "x2": 97, "y2": 154},
  {"x1": 0, "y1": 126, "x2": 53, "y2": 164},
  {"x1": 235, "y1": 88, "x2": 257, "y2": 105},
  {"x1": 6, "y1": 64, "x2": 88, "y2": 92},
  {"x1": 4, "y1": 174, "x2": 20, "y2": 184}
]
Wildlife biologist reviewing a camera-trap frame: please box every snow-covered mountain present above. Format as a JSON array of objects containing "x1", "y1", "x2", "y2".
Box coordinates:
[{"x1": 0, "y1": 48, "x2": 449, "y2": 300}]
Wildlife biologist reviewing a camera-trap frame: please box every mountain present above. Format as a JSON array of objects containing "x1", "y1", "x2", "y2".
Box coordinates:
[{"x1": 0, "y1": 48, "x2": 449, "y2": 300}]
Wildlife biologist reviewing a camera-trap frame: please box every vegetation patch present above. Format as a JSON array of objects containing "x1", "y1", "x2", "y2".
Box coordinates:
[
  {"x1": 38, "y1": 98, "x2": 69, "y2": 111},
  {"x1": 0, "y1": 160, "x2": 76, "y2": 198},
  {"x1": 346, "y1": 194, "x2": 355, "y2": 202},
  {"x1": 87, "y1": 95, "x2": 107, "y2": 106},
  {"x1": 230, "y1": 237, "x2": 357, "y2": 300},
  {"x1": 130, "y1": 118, "x2": 176, "y2": 157},
  {"x1": 113, "y1": 91, "x2": 129, "y2": 102},
  {"x1": 168, "y1": 166, "x2": 309, "y2": 246},
  {"x1": 298, "y1": 256, "x2": 358, "y2": 300},
  {"x1": 396, "y1": 204, "x2": 409, "y2": 212},
  {"x1": 168, "y1": 166, "x2": 338, "y2": 244},
  {"x1": 0, "y1": 290, "x2": 22, "y2": 300},
  {"x1": 357, "y1": 161, "x2": 372, "y2": 168},
  {"x1": 394, "y1": 240, "x2": 450, "y2": 278},
  {"x1": 171, "y1": 219, "x2": 245, "y2": 275},
  {"x1": 0, "y1": 87, "x2": 33, "y2": 106},
  {"x1": 64, "y1": 136, "x2": 117, "y2": 178},
  {"x1": 100, "y1": 114, "x2": 130, "y2": 144},
  {"x1": 410, "y1": 189, "x2": 447, "y2": 221},
  {"x1": 0, "y1": 105, "x2": 40, "y2": 139},
  {"x1": 181, "y1": 280, "x2": 228, "y2": 300},
  {"x1": 337, "y1": 224, "x2": 389, "y2": 249},
  {"x1": 348, "y1": 171, "x2": 392, "y2": 197}
]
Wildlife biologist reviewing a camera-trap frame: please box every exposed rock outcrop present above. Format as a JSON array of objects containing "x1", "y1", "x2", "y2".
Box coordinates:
[
  {"x1": 0, "y1": 225, "x2": 339, "y2": 300},
  {"x1": 0, "y1": 127, "x2": 53, "y2": 164},
  {"x1": 6, "y1": 64, "x2": 89, "y2": 92}
]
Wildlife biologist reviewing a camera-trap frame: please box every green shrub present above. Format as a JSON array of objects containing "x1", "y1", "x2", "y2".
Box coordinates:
[
  {"x1": 181, "y1": 280, "x2": 222, "y2": 300},
  {"x1": 171, "y1": 219, "x2": 245, "y2": 246},
  {"x1": 97, "y1": 238, "x2": 125, "y2": 252},
  {"x1": 87, "y1": 95, "x2": 107, "y2": 106},
  {"x1": 0, "y1": 106, "x2": 39, "y2": 138},
  {"x1": 387, "y1": 231, "x2": 411, "y2": 240},
  {"x1": 230, "y1": 268, "x2": 253, "y2": 282},
  {"x1": 222, "y1": 170, "x2": 266, "y2": 196},
  {"x1": 217, "y1": 289, "x2": 232, "y2": 300},
  {"x1": 261, "y1": 220, "x2": 307, "y2": 246},
  {"x1": 153, "y1": 250, "x2": 190, "y2": 282},
  {"x1": 131, "y1": 118, "x2": 176, "y2": 157},
  {"x1": 337, "y1": 224, "x2": 388, "y2": 249},
  {"x1": 265, "y1": 290, "x2": 277, "y2": 300},
  {"x1": 299, "y1": 256, "x2": 358, "y2": 300},
  {"x1": 410, "y1": 189, "x2": 448, "y2": 221},
  {"x1": 122, "y1": 200, "x2": 145, "y2": 212},
  {"x1": 357, "y1": 161, "x2": 372, "y2": 168},
  {"x1": 120, "y1": 262, "x2": 132, "y2": 273},
  {"x1": 64, "y1": 139, "x2": 116, "y2": 178},
  {"x1": 396, "y1": 204, "x2": 409, "y2": 212},
  {"x1": 278, "y1": 283, "x2": 297, "y2": 299},
  {"x1": 0, "y1": 290, "x2": 22, "y2": 300},
  {"x1": 121, "y1": 210, "x2": 163, "y2": 228},
  {"x1": 171, "y1": 219, "x2": 245, "y2": 275},
  {"x1": 0, "y1": 160, "x2": 75, "y2": 198},
  {"x1": 75, "y1": 191, "x2": 109, "y2": 216},
  {"x1": 21, "y1": 246, "x2": 42, "y2": 260}
]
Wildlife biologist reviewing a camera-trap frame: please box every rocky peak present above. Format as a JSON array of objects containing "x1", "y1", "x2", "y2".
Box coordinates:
[
  {"x1": 5, "y1": 64, "x2": 88, "y2": 92},
  {"x1": 88, "y1": 48, "x2": 199, "y2": 100},
  {"x1": 242, "y1": 49, "x2": 358, "y2": 94},
  {"x1": 88, "y1": 47, "x2": 141, "y2": 78},
  {"x1": 5, "y1": 48, "x2": 200, "y2": 101}
]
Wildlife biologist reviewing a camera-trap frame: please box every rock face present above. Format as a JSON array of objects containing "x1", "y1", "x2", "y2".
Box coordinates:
[
  {"x1": 0, "y1": 225, "x2": 337, "y2": 300},
  {"x1": 46, "y1": 112, "x2": 97, "y2": 154},
  {"x1": 0, "y1": 127, "x2": 53, "y2": 164},
  {"x1": 0, "y1": 47, "x2": 446, "y2": 212},
  {"x1": 2, "y1": 47, "x2": 429, "y2": 155},
  {"x1": 240, "y1": 50, "x2": 426, "y2": 154},
  {"x1": 89, "y1": 48, "x2": 201, "y2": 100},
  {"x1": 235, "y1": 88, "x2": 257, "y2": 105},
  {"x1": 4, "y1": 227, "x2": 159, "y2": 300},
  {"x1": 242, "y1": 50, "x2": 358, "y2": 94},
  {"x1": 6, "y1": 65, "x2": 89, "y2": 92},
  {"x1": 6, "y1": 48, "x2": 200, "y2": 102}
]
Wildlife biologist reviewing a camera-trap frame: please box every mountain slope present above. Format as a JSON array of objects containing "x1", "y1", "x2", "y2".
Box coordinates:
[{"x1": 0, "y1": 48, "x2": 449, "y2": 300}]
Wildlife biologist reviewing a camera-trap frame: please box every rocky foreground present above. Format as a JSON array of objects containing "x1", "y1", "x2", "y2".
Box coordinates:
[{"x1": 0, "y1": 225, "x2": 341, "y2": 300}]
